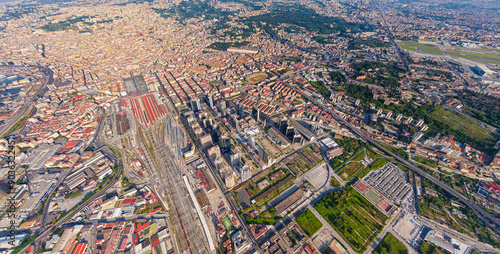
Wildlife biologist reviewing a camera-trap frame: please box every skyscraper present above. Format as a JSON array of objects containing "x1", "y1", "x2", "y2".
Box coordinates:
[
  {"x1": 230, "y1": 152, "x2": 241, "y2": 167},
  {"x1": 258, "y1": 146, "x2": 270, "y2": 165},
  {"x1": 209, "y1": 93, "x2": 214, "y2": 108},
  {"x1": 279, "y1": 117, "x2": 288, "y2": 133},
  {"x1": 247, "y1": 136, "x2": 256, "y2": 150},
  {"x1": 191, "y1": 97, "x2": 201, "y2": 112},
  {"x1": 220, "y1": 135, "x2": 231, "y2": 153},
  {"x1": 293, "y1": 132, "x2": 303, "y2": 145},
  {"x1": 240, "y1": 165, "x2": 251, "y2": 182}
]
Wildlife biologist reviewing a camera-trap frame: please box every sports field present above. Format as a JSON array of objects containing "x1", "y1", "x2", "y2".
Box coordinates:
[
  {"x1": 223, "y1": 216, "x2": 234, "y2": 231},
  {"x1": 247, "y1": 73, "x2": 268, "y2": 84}
]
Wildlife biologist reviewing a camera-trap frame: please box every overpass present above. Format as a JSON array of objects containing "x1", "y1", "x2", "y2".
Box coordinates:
[{"x1": 285, "y1": 82, "x2": 500, "y2": 230}]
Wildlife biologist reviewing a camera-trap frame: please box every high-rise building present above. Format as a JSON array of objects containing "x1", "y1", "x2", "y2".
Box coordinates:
[
  {"x1": 252, "y1": 107, "x2": 261, "y2": 122},
  {"x1": 279, "y1": 117, "x2": 288, "y2": 133},
  {"x1": 208, "y1": 145, "x2": 221, "y2": 162},
  {"x1": 258, "y1": 146, "x2": 270, "y2": 165},
  {"x1": 215, "y1": 157, "x2": 224, "y2": 171},
  {"x1": 386, "y1": 111, "x2": 393, "y2": 119},
  {"x1": 240, "y1": 165, "x2": 251, "y2": 182},
  {"x1": 191, "y1": 97, "x2": 201, "y2": 112},
  {"x1": 413, "y1": 132, "x2": 424, "y2": 141},
  {"x1": 247, "y1": 136, "x2": 256, "y2": 150},
  {"x1": 209, "y1": 93, "x2": 214, "y2": 108},
  {"x1": 225, "y1": 172, "x2": 235, "y2": 189},
  {"x1": 220, "y1": 135, "x2": 231, "y2": 153},
  {"x1": 396, "y1": 113, "x2": 403, "y2": 121},
  {"x1": 239, "y1": 104, "x2": 244, "y2": 117},
  {"x1": 186, "y1": 116, "x2": 196, "y2": 127},
  {"x1": 230, "y1": 114, "x2": 239, "y2": 129},
  {"x1": 286, "y1": 126, "x2": 295, "y2": 137},
  {"x1": 211, "y1": 125, "x2": 221, "y2": 143},
  {"x1": 416, "y1": 119, "x2": 425, "y2": 127},
  {"x1": 293, "y1": 132, "x2": 303, "y2": 145},
  {"x1": 230, "y1": 152, "x2": 241, "y2": 167},
  {"x1": 200, "y1": 134, "x2": 213, "y2": 150}
]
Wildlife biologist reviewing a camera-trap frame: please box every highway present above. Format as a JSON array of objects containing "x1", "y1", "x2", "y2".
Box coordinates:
[
  {"x1": 17, "y1": 155, "x2": 121, "y2": 254},
  {"x1": 0, "y1": 65, "x2": 53, "y2": 138},
  {"x1": 283, "y1": 82, "x2": 500, "y2": 231},
  {"x1": 15, "y1": 107, "x2": 122, "y2": 254},
  {"x1": 254, "y1": 5, "x2": 500, "y2": 234},
  {"x1": 31, "y1": 168, "x2": 72, "y2": 253},
  {"x1": 418, "y1": 215, "x2": 498, "y2": 253},
  {"x1": 33, "y1": 108, "x2": 105, "y2": 253}
]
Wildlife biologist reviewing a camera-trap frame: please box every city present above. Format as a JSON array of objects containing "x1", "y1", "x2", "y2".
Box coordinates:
[{"x1": 0, "y1": 0, "x2": 499, "y2": 254}]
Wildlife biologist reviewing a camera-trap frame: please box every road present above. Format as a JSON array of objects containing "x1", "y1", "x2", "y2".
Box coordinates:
[
  {"x1": 33, "y1": 108, "x2": 106, "y2": 252},
  {"x1": 18, "y1": 156, "x2": 122, "y2": 254},
  {"x1": 179, "y1": 112, "x2": 262, "y2": 253},
  {"x1": 308, "y1": 205, "x2": 356, "y2": 254},
  {"x1": 32, "y1": 167, "x2": 73, "y2": 252},
  {"x1": 258, "y1": 5, "x2": 500, "y2": 233},
  {"x1": 372, "y1": 6, "x2": 409, "y2": 69},
  {"x1": 363, "y1": 210, "x2": 417, "y2": 254},
  {"x1": 418, "y1": 216, "x2": 498, "y2": 253},
  {"x1": 0, "y1": 65, "x2": 53, "y2": 138},
  {"x1": 16, "y1": 107, "x2": 122, "y2": 254},
  {"x1": 283, "y1": 81, "x2": 500, "y2": 232}
]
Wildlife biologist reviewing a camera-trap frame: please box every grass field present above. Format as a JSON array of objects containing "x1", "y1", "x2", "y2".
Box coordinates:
[
  {"x1": 420, "y1": 49, "x2": 444, "y2": 55},
  {"x1": 366, "y1": 149, "x2": 381, "y2": 160},
  {"x1": 429, "y1": 107, "x2": 498, "y2": 150},
  {"x1": 445, "y1": 52, "x2": 500, "y2": 65},
  {"x1": 336, "y1": 149, "x2": 367, "y2": 181},
  {"x1": 330, "y1": 176, "x2": 341, "y2": 188},
  {"x1": 296, "y1": 209, "x2": 323, "y2": 237},
  {"x1": 445, "y1": 48, "x2": 500, "y2": 60},
  {"x1": 414, "y1": 156, "x2": 438, "y2": 168},
  {"x1": 351, "y1": 150, "x2": 366, "y2": 162},
  {"x1": 337, "y1": 162, "x2": 364, "y2": 181},
  {"x1": 315, "y1": 187, "x2": 388, "y2": 253},
  {"x1": 398, "y1": 41, "x2": 440, "y2": 52},
  {"x1": 357, "y1": 158, "x2": 391, "y2": 179},
  {"x1": 373, "y1": 233, "x2": 408, "y2": 254}
]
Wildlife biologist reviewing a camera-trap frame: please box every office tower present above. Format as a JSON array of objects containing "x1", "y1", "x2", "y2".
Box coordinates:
[{"x1": 191, "y1": 97, "x2": 201, "y2": 112}]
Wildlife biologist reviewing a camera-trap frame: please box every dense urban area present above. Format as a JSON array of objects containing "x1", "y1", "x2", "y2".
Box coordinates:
[{"x1": 0, "y1": 0, "x2": 499, "y2": 253}]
